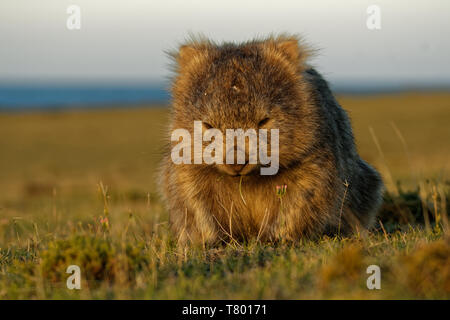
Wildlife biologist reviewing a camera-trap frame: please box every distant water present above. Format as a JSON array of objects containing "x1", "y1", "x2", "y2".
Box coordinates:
[
  {"x1": 0, "y1": 82, "x2": 448, "y2": 111},
  {"x1": 0, "y1": 85, "x2": 170, "y2": 110}
]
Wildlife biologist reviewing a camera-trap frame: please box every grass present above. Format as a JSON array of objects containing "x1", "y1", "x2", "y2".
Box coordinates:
[{"x1": 0, "y1": 92, "x2": 449, "y2": 299}]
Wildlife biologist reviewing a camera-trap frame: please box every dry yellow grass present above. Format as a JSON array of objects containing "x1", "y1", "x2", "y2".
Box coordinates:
[{"x1": 339, "y1": 92, "x2": 450, "y2": 188}]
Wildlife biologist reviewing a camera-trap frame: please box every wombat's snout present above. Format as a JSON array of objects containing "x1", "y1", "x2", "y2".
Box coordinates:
[
  {"x1": 224, "y1": 147, "x2": 248, "y2": 175},
  {"x1": 226, "y1": 163, "x2": 247, "y2": 175}
]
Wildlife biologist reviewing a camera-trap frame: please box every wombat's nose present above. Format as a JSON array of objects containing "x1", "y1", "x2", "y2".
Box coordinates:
[
  {"x1": 227, "y1": 164, "x2": 246, "y2": 174},
  {"x1": 224, "y1": 147, "x2": 247, "y2": 174}
]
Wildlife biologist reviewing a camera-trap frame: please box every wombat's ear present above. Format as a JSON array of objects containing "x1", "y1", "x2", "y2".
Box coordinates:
[
  {"x1": 276, "y1": 40, "x2": 302, "y2": 65},
  {"x1": 176, "y1": 45, "x2": 208, "y2": 73},
  {"x1": 178, "y1": 46, "x2": 200, "y2": 68},
  {"x1": 265, "y1": 37, "x2": 311, "y2": 69},
  {"x1": 276, "y1": 38, "x2": 311, "y2": 66}
]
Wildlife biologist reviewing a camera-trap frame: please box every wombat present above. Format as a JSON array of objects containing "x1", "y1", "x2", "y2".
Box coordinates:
[{"x1": 159, "y1": 35, "x2": 384, "y2": 245}]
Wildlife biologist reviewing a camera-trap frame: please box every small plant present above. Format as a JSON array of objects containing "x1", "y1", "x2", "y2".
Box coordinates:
[
  {"x1": 399, "y1": 239, "x2": 450, "y2": 298},
  {"x1": 99, "y1": 216, "x2": 109, "y2": 232},
  {"x1": 319, "y1": 244, "x2": 364, "y2": 290},
  {"x1": 40, "y1": 235, "x2": 149, "y2": 287},
  {"x1": 276, "y1": 184, "x2": 288, "y2": 198}
]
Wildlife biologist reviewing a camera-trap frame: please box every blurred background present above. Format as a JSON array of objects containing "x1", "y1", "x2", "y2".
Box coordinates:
[
  {"x1": 0, "y1": 0, "x2": 449, "y2": 212},
  {"x1": 1, "y1": 0, "x2": 450, "y2": 108}
]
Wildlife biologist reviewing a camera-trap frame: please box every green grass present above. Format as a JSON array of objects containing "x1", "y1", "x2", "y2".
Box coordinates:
[{"x1": 0, "y1": 93, "x2": 449, "y2": 299}]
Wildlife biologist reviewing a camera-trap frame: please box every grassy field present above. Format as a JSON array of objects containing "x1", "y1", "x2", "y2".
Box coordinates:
[{"x1": 0, "y1": 92, "x2": 449, "y2": 299}]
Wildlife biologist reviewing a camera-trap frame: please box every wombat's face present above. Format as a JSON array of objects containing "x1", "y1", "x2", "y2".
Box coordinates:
[{"x1": 170, "y1": 37, "x2": 314, "y2": 176}]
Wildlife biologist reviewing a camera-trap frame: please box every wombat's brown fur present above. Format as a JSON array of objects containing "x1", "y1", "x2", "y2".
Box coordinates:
[{"x1": 160, "y1": 35, "x2": 384, "y2": 245}]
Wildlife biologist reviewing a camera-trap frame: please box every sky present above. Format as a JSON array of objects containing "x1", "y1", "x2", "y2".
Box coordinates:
[{"x1": 0, "y1": 0, "x2": 449, "y2": 87}]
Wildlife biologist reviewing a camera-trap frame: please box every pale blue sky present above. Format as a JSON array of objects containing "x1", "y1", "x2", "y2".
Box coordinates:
[{"x1": 1, "y1": 0, "x2": 449, "y2": 86}]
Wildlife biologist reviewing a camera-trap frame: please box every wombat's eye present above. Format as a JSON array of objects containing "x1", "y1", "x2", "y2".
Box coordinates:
[
  {"x1": 203, "y1": 122, "x2": 213, "y2": 129},
  {"x1": 258, "y1": 118, "x2": 270, "y2": 127}
]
